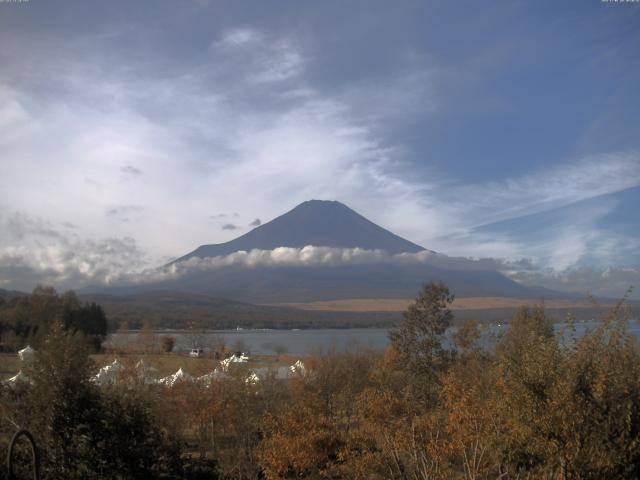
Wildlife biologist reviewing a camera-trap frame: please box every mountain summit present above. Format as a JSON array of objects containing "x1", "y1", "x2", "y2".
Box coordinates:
[
  {"x1": 87, "y1": 200, "x2": 559, "y2": 303},
  {"x1": 175, "y1": 200, "x2": 427, "y2": 263}
]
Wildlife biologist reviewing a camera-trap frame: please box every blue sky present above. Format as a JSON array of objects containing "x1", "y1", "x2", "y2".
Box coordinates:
[{"x1": 0, "y1": 0, "x2": 638, "y2": 297}]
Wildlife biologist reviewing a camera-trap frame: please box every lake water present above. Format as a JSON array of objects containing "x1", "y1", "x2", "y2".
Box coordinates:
[
  {"x1": 107, "y1": 320, "x2": 640, "y2": 355},
  {"x1": 108, "y1": 328, "x2": 391, "y2": 355}
]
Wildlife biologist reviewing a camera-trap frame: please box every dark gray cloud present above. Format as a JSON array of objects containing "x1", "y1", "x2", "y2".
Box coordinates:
[
  {"x1": 222, "y1": 223, "x2": 238, "y2": 231},
  {"x1": 106, "y1": 205, "x2": 144, "y2": 223},
  {"x1": 5, "y1": 213, "x2": 66, "y2": 242},
  {"x1": 121, "y1": 165, "x2": 143, "y2": 176},
  {"x1": 249, "y1": 218, "x2": 261, "y2": 227}
]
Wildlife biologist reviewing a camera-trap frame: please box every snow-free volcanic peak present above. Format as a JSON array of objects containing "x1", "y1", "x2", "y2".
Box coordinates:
[{"x1": 174, "y1": 200, "x2": 427, "y2": 263}]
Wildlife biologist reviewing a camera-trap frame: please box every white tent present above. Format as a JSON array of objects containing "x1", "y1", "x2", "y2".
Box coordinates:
[
  {"x1": 135, "y1": 359, "x2": 151, "y2": 370},
  {"x1": 18, "y1": 345, "x2": 35, "y2": 362},
  {"x1": 5, "y1": 370, "x2": 31, "y2": 386},
  {"x1": 220, "y1": 353, "x2": 249, "y2": 371},
  {"x1": 135, "y1": 359, "x2": 158, "y2": 381},
  {"x1": 289, "y1": 360, "x2": 306, "y2": 376},
  {"x1": 92, "y1": 369, "x2": 113, "y2": 386},
  {"x1": 92, "y1": 359, "x2": 124, "y2": 386},
  {"x1": 159, "y1": 368, "x2": 193, "y2": 387},
  {"x1": 253, "y1": 366, "x2": 291, "y2": 380},
  {"x1": 197, "y1": 369, "x2": 226, "y2": 386},
  {"x1": 133, "y1": 359, "x2": 159, "y2": 384},
  {"x1": 245, "y1": 371, "x2": 260, "y2": 385},
  {"x1": 109, "y1": 359, "x2": 123, "y2": 371}
]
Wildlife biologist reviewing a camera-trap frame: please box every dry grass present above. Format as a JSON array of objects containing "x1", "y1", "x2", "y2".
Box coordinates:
[
  {"x1": 0, "y1": 352, "x2": 292, "y2": 379},
  {"x1": 274, "y1": 297, "x2": 602, "y2": 312},
  {"x1": 0, "y1": 353, "x2": 21, "y2": 380}
]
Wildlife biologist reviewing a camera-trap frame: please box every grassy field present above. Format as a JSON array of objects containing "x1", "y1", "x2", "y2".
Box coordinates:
[
  {"x1": 0, "y1": 353, "x2": 21, "y2": 380},
  {"x1": 276, "y1": 296, "x2": 608, "y2": 312},
  {"x1": 0, "y1": 352, "x2": 294, "y2": 380}
]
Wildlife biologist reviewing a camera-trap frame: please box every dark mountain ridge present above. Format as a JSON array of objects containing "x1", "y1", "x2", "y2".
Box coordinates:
[
  {"x1": 81, "y1": 199, "x2": 582, "y2": 305},
  {"x1": 173, "y1": 200, "x2": 427, "y2": 263},
  {"x1": 125, "y1": 263, "x2": 557, "y2": 303}
]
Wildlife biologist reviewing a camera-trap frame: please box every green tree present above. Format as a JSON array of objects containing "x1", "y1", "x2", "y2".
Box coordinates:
[
  {"x1": 91, "y1": 390, "x2": 183, "y2": 479},
  {"x1": 23, "y1": 320, "x2": 101, "y2": 478},
  {"x1": 388, "y1": 281, "x2": 454, "y2": 407},
  {"x1": 62, "y1": 296, "x2": 108, "y2": 352},
  {"x1": 545, "y1": 302, "x2": 640, "y2": 478},
  {"x1": 0, "y1": 287, "x2": 108, "y2": 352},
  {"x1": 492, "y1": 305, "x2": 561, "y2": 476},
  {"x1": 21, "y1": 320, "x2": 182, "y2": 479}
]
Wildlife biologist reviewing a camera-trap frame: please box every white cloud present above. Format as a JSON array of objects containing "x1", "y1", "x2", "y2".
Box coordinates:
[
  {"x1": 213, "y1": 28, "x2": 304, "y2": 84},
  {"x1": 0, "y1": 85, "x2": 33, "y2": 146},
  {"x1": 0, "y1": 20, "x2": 638, "y2": 292},
  {"x1": 0, "y1": 211, "x2": 149, "y2": 290},
  {"x1": 421, "y1": 152, "x2": 640, "y2": 269},
  {"x1": 507, "y1": 266, "x2": 640, "y2": 301},
  {"x1": 251, "y1": 40, "x2": 304, "y2": 83},
  {"x1": 1, "y1": 208, "x2": 636, "y2": 301},
  {"x1": 218, "y1": 28, "x2": 261, "y2": 47},
  {"x1": 453, "y1": 151, "x2": 640, "y2": 229}
]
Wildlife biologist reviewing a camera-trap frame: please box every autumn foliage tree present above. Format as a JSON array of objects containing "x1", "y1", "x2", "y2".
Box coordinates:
[
  {"x1": 388, "y1": 281, "x2": 454, "y2": 407},
  {"x1": 4, "y1": 282, "x2": 640, "y2": 479},
  {"x1": 161, "y1": 335, "x2": 176, "y2": 353}
]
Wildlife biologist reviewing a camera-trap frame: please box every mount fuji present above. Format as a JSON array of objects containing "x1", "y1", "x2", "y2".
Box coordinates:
[{"x1": 141, "y1": 200, "x2": 554, "y2": 303}]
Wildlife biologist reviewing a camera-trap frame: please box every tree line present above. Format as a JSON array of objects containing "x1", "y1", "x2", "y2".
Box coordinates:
[
  {"x1": 0, "y1": 286, "x2": 108, "y2": 352},
  {"x1": 1, "y1": 282, "x2": 639, "y2": 479}
]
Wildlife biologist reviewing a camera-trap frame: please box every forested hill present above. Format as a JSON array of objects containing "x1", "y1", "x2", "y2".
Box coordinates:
[{"x1": 0, "y1": 288, "x2": 27, "y2": 302}]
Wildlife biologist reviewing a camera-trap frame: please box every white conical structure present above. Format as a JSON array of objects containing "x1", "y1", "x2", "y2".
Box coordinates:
[
  {"x1": 18, "y1": 345, "x2": 35, "y2": 362},
  {"x1": 220, "y1": 353, "x2": 249, "y2": 371},
  {"x1": 159, "y1": 368, "x2": 193, "y2": 387},
  {"x1": 5, "y1": 370, "x2": 31, "y2": 386},
  {"x1": 135, "y1": 359, "x2": 159, "y2": 383},
  {"x1": 92, "y1": 358, "x2": 124, "y2": 386},
  {"x1": 289, "y1": 360, "x2": 306, "y2": 376},
  {"x1": 245, "y1": 371, "x2": 260, "y2": 385},
  {"x1": 92, "y1": 368, "x2": 112, "y2": 386},
  {"x1": 110, "y1": 359, "x2": 123, "y2": 371}
]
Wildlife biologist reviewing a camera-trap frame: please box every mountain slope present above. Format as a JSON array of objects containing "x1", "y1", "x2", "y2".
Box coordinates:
[
  {"x1": 174, "y1": 200, "x2": 427, "y2": 263},
  {"x1": 156, "y1": 263, "x2": 555, "y2": 303},
  {"x1": 84, "y1": 199, "x2": 572, "y2": 304}
]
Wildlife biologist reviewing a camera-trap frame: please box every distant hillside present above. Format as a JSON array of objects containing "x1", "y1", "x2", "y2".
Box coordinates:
[
  {"x1": 79, "y1": 291, "x2": 629, "y2": 331},
  {"x1": 5, "y1": 288, "x2": 632, "y2": 331},
  {"x1": 0, "y1": 288, "x2": 27, "y2": 302},
  {"x1": 174, "y1": 200, "x2": 427, "y2": 263},
  {"x1": 91, "y1": 261, "x2": 560, "y2": 304},
  {"x1": 79, "y1": 291, "x2": 400, "y2": 330}
]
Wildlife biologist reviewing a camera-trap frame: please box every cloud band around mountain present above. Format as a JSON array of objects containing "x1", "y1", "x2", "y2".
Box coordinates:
[{"x1": 101, "y1": 247, "x2": 640, "y2": 300}]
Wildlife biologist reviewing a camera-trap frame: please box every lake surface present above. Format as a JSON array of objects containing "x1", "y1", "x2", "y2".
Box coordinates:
[
  {"x1": 108, "y1": 328, "x2": 391, "y2": 355},
  {"x1": 107, "y1": 320, "x2": 640, "y2": 355}
]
